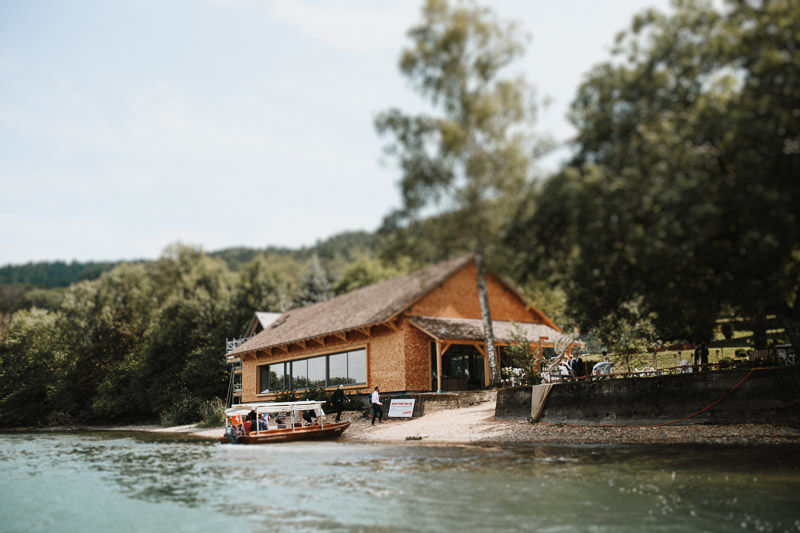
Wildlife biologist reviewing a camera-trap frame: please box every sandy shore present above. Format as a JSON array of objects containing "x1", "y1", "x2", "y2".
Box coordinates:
[{"x1": 66, "y1": 399, "x2": 800, "y2": 446}]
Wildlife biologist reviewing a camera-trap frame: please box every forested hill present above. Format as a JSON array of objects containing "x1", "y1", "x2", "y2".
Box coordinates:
[
  {"x1": 0, "y1": 230, "x2": 380, "y2": 289},
  {"x1": 0, "y1": 261, "x2": 118, "y2": 289}
]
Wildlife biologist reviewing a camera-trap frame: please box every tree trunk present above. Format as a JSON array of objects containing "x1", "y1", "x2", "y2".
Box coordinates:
[
  {"x1": 751, "y1": 306, "x2": 768, "y2": 350},
  {"x1": 780, "y1": 294, "x2": 800, "y2": 354},
  {"x1": 474, "y1": 251, "x2": 500, "y2": 385}
]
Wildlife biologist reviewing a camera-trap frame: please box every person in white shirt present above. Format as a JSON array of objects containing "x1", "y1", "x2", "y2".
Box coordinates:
[{"x1": 371, "y1": 385, "x2": 383, "y2": 425}]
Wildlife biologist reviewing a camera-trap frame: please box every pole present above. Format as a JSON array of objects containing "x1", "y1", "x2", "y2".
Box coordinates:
[{"x1": 436, "y1": 341, "x2": 443, "y2": 394}]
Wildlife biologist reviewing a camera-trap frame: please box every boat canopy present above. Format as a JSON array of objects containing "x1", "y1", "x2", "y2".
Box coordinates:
[{"x1": 225, "y1": 401, "x2": 326, "y2": 418}]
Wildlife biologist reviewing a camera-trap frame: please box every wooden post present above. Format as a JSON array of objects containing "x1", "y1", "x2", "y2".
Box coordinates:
[
  {"x1": 436, "y1": 341, "x2": 443, "y2": 394},
  {"x1": 538, "y1": 337, "x2": 545, "y2": 372}
]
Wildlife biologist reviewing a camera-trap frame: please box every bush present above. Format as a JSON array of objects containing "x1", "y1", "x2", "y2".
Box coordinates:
[
  {"x1": 159, "y1": 395, "x2": 200, "y2": 427},
  {"x1": 196, "y1": 397, "x2": 225, "y2": 428}
]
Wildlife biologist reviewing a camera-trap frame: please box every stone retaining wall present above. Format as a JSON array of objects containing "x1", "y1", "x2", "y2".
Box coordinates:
[
  {"x1": 495, "y1": 366, "x2": 800, "y2": 427},
  {"x1": 360, "y1": 390, "x2": 497, "y2": 418}
]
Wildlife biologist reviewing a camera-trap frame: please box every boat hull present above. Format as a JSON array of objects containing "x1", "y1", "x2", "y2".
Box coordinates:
[{"x1": 220, "y1": 421, "x2": 351, "y2": 444}]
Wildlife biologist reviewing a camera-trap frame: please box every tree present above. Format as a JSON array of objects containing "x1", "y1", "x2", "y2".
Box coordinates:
[
  {"x1": 230, "y1": 254, "x2": 298, "y2": 335},
  {"x1": 57, "y1": 263, "x2": 156, "y2": 419},
  {"x1": 142, "y1": 244, "x2": 235, "y2": 419},
  {"x1": 509, "y1": 0, "x2": 800, "y2": 347},
  {"x1": 0, "y1": 308, "x2": 63, "y2": 425},
  {"x1": 376, "y1": 0, "x2": 544, "y2": 384},
  {"x1": 293, "y1": 254, "x2": 332, "y2": 308},
  {"x1": 333, "y1": 255, "x2": 413, "y2": 295}
]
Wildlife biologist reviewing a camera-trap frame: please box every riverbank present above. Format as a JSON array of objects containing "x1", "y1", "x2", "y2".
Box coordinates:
[{"x1": 39, "y1": 399, "x2": 800, "y2": 446}]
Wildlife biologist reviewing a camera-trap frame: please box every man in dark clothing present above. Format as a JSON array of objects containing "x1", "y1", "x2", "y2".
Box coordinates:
[
  {"x1": 572, "y1": 355, "x2": 585, "y2": 378},
  {"x1": 371, "y1": 386, "x2": 383, "y2": 425},
  {"x1": 331, "y1": 384, "x2": 345, "y2": 422}
]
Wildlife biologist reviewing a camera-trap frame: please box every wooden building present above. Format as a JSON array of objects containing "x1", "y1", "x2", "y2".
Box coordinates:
[{"x1": 226, "y1": 256, "x2": 561, "y2": 402}]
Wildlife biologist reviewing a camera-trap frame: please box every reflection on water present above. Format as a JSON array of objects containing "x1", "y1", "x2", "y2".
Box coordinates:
[{"x1": 0, "y1": 432, "x2": 799, "y2": 532}]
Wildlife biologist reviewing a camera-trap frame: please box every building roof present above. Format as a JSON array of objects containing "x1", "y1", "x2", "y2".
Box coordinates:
[
  {"x1": 408, "y1": 316, "x2": 560, "y2": 345},
  {"x1": 228, "y1": 255, "x2": 474, "y2": 356},
  {"x1": 244, "y1": 312, "x2": 282, "y2": 337}
]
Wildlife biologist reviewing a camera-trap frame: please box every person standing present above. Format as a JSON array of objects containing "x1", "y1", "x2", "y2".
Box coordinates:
[
  {"x1": 693, "y1": 342, "x2": 702, "y2": 371},
  {"x1": 371, "y1": 385, "x2": 383, "y2": 425},
  {"x1": 331, "y1": 384, "x2": 345, "y2": 422},
  {"x1": 573, "y1": 354, "x2": 585, "y2": 378},
  {"x1": 700, "y1": 342, "x2": 709, "y2": 371}
]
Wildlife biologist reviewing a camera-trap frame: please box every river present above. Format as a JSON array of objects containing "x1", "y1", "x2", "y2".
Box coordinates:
[{"x1": 0, "y1": 432, "x2": 798, "y2": 532}]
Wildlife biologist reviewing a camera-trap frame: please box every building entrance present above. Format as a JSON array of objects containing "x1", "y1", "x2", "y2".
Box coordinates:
[{"x1": 431, "y1": 343, "x2": 485, "y2": 391}]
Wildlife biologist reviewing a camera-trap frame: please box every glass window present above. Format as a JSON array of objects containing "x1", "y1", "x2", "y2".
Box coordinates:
[
  {"x1": 260, "y1": 363, "x2": 285, "y2": 393},
  {"x1": 348, "y1": 349, "x2": 367, "y2": 385},
  {"x1": 308, "y1": 356, "x2": 326, "y2": 388},
  {"x1": 259, "y1": 348, "x2": 367, "y2": 393},
  {"x1": 292, "y1": 359, "x2": 308, "y2": 390},
  {"x1": 328, "y1": 352, "x2": 348, "y2": 386}
]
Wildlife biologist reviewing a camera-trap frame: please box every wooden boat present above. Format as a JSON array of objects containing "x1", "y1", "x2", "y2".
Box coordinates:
[{"x1": 220, "y1": 400, "x2": 350, "y2": 444}]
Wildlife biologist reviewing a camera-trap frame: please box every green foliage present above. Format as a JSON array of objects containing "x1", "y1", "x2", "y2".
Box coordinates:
[
  {"x1": 376, "y1": 0, "x2": 548, "y2": 384},
  {"x1": 594, "y1": 298, "x2": 662, "y2": 372},
  {"x1": 229, "y1": 254, "x2": 299, "y2": 336},
  {"x1": 0, "y1": 233, "x2": 421, "y2": 427},
  {"x1": 159, "y1": 394, "x2": 202, "y2": 427},
  {"x1": 274, "y1": 389, "x2": 298, "y2": 402},
  {"x1": 293, "y1": 254, "x2": 333, "y2": 307},
  {"x1": 0, "y1": 260, "x2": 116, "y2": 289},
  {"x1": 501, "y1": 324, "x2": 543, "y2": 386},
  {"x1": 334, "y1": 255, "x2": 414, "y2": 295},
  {"x1": 196, "y1": 397, "x2": 226, "y2": 428},
  {"x1": 508, "y1": 0, "x2": 800, "y2": 348},
  {"x1": 0, "y1": 308, "x2": 63, "y2": 426}
]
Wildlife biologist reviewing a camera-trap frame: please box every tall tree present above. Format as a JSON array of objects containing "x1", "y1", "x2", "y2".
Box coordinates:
[
  {"x1": 0, "y1": 308, "x2": 63, "y2": 425},
  {"x1": 376, "y1": 0, "x2": 543, "y2": 384},
  {"x1": 509, "y1": 0, "x2": 799, "y2": 347},
  {"x1": 293, "y1": 254, "x2": 333, "y2": 308},
  {"x1": 230, "y1": 255, "x2": 298, "y2": 335}
]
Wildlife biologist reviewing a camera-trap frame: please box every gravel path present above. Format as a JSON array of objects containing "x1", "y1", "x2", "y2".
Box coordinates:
[{"x1": 338, "y1": 400, "x2": 800, "y2": 446}]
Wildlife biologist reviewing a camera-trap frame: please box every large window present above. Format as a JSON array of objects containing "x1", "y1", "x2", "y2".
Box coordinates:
[
  {"x1": 259, "y1": 362, "x2": 287, "y2": 393},
  {"x1": 292, "y1": 359, "x2": 308, "y2": 390},
  {"x1": 257, "y1": 348, "x2": 367, "y2": 393},
  {"x1": 308, "y1": 356, "x2": 326, "y2": 388},
  {"x1": 328, "y1": 352, "x2": 348, "y2": 386},
  {"x1": 348, "y1": 348, "x2": 367, "y2": 384}
]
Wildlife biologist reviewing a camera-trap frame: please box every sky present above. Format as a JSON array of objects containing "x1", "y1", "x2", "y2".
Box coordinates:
[{"x1": 0, "y1": 0, "x2": 673, "y2": 266}]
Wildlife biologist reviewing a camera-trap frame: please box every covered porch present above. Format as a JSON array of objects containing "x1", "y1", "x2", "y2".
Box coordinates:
[{"x1": 409, "y1": 316, "x2": 560, "y2": 392}]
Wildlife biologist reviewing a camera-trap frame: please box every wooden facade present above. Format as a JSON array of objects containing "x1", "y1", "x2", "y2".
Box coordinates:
[{"x1": 228, "y1": 257, "x2": 561, "y2": 402}]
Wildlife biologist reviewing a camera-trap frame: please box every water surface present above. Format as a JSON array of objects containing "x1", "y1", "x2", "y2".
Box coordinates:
[{"x1": 1, "y1": 432, "x2": 798, "y2": 532}]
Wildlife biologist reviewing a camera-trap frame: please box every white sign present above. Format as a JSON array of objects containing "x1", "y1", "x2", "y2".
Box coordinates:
[{"x1": 388, "y1": 399, "x2": 416, "y2": 418}]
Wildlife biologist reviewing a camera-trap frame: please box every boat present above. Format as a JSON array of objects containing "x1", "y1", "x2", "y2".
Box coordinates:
[{"x1": 220, "y1": 400, "x2": 350, "y2": 444}]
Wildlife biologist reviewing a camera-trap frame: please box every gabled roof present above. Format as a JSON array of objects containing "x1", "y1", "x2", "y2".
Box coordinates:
[
  {"x1": 409, "y1": 316, "x2": 560, "y2": 345},
  {"x1": 229, "y1": 255, "x2": 474, "y2": 356},
  {"x1": 244, "y1": 312, "x2": 282, "y2": 338}
]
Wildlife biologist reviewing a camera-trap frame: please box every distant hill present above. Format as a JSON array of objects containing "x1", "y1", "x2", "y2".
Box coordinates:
[
  {"x1": 0, "y1": 230, "x2": 381, "y2": 288},
  {"x1": 0, "y1": 260, "x2": 118, "y2": 289}
]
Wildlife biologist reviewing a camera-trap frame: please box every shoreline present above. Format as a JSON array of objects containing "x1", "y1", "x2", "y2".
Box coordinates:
[{"x1": 8, "y1": 401, "x2": 800, "y2": 446}]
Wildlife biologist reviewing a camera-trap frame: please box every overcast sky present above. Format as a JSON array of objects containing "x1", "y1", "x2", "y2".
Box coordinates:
[{"x1": 0, "y1": 0, "x2": 673, "y2": 266}]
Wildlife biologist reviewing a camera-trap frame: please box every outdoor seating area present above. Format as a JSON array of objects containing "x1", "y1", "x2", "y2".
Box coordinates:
[{"x1": 546, "y1": 356, "x2": 796, "y2": 383}]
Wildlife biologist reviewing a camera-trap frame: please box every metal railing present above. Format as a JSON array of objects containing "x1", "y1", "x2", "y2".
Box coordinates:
[{"x1": 226, "y1": 336, "x2": 252, "y2": 354}]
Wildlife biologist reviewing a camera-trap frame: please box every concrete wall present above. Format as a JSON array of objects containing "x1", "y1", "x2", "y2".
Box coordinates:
[
  {"x1": 366, "y1": 391, "x2": 497, "y2": 418},
  {"x1": 495, "y1": 366, "x2": 800, "y2": 427}
]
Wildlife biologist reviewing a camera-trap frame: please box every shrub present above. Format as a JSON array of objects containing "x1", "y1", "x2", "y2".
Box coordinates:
[
  {"x1": 196, "y1": 397, "x2": 225, "y2": 428},
  {"x1": 159, "y1": 395, "x2": 200, "y2": 427}
]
